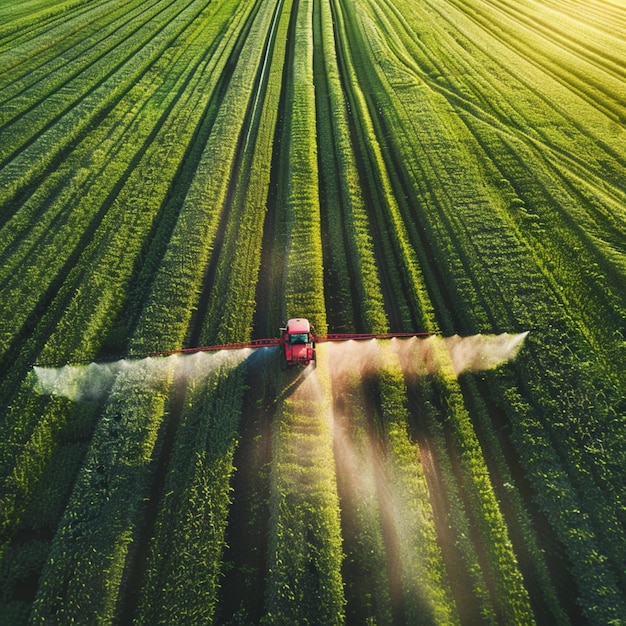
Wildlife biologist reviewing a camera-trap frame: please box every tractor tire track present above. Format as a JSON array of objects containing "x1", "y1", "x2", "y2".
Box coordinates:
[
  {"x1": 216, "y1": 351, "x2": 276, "y2": 623},
  {"x1": 252, "y1": 1, "x2": 300, "y2": 338}
]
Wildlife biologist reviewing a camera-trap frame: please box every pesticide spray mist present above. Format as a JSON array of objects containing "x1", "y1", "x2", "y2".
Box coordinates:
[
  {"x1": 32, "y1": 333, "x2": 528, "y2": 401},
  {"x1": 326, "y1": 331, "x2": 529, "y2": 379},
  {"x1": 32, "y1": 349, "x2": 253, "y2": 401}
]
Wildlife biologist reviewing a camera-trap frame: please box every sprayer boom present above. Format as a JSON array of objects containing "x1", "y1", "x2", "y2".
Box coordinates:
[
  {"x1": 149, "y1": 318, "x2": 433, "y2": 368},
  {"x1": 149, "y1": 337, "x2": 281, "y2": 358},
  {"x1": 317, "y1": 331, "x2": 431, "y2": 343}
]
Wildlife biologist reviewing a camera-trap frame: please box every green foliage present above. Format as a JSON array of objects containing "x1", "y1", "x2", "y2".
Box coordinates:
[
  {"x1": 337, "y1": 0, "x2": 626, "y2": 620},
  {"x1": 374, "y1": 346, "x2": 459, "y2": 624},
  {"x1": 281, "y1": 0, "x2": 326, "y2": 335},
  {"x1": 137, "y1": 362, "x2": 247, "y2": 624},
  {"x1": 265, "y1": 348, "x2": 345, "y2": 624},
  {"x1": 1, "y1": 0, "x2": 624, "y2": 622}
]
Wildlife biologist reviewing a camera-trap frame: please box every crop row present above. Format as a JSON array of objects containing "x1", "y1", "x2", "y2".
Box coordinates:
[
  {"x1": 200, "y1": 0, "x2": 291, "y2": 348},
  {"x1": 332, "y1": 0, "x2": 608, "y2": 616},
  {"x1": 1, "y1": 0, "x2": 263, "y2": 621},
  {"x1": 0, "y1": 0, "x2": 96, "y2": 43},
  {"x1": 262, "y1": 2, "x2": 344, "y2": 622},
  {"x1": 314, "y1": 0, "x2": 387, "y2": 334},
  {"x1": 1, "y1": 0, "x2": 157, "y2": 130},
  {"x1": 343, "y1": 0, "x2": 626, "y2": 620},
  {"x1": 0, "y1": 0, "x2": 201, "y2": 205},
  {"x1": 136, "y1": 353, "x2": 250, "y2": 624},
  {"x1": 31, "y1": 0, "x2": 279, "y2": 618}
]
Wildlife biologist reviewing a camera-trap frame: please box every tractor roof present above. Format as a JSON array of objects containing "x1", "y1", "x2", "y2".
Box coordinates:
[{"x1": 287, "y1": 318, "x2": 311, "y2": 334}]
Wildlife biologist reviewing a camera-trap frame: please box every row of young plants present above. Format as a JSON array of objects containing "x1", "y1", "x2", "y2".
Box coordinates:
[
  {"x1": 265, "y1": 348, "x2": 346, "y2": 623},
  {"x1": 327, "y1": 336, "x2": 524, "y2": 624},
  {"x1": 316, "y1": 0, "x2": 529, "y2": 618},
  {"x1": 407, "y1": 0, "x2": 626, "y2": 590},
  {"x1": 334, "y1": 0, "x2": 556, "y2": 621},
  {"x1": 428, "y1": 0, "x2": 626, "y2": 339},
  {"x1": 136, "y1": 0, "x2": 293, "y2": 621},
  {"x1": 0, "y1": 0, "x2": 95, "y2": 43},
  {"x1": 313, "y1": 0, "x2": 387, "y2": 334},
  {"x1": 447, "y1": 0, "x2": 626, "y2": 123},
  {"x1": 29, "y1": 357, "x2": 180, "y2": 623},
  {"x1": 135, "y1": 353, "x2": 251, "y2": 624},
  {"x1": 464, "y1": 119, "x2": 626, "y2": 528},
  {"x1": 328, "y1": 359, "x2": 394, "y2": 624},
  {"x1": 1, "y1": 0, "x2": 261, "y2": 621},
  {"x1": 0, "y1": 2, "x2": 90, "y2": 70},
  {"x1": 363, "y1": 0, "x2": 625, "y2": 293},
  {"x1": 329, "y1": 0, "x2": 440, "y2": 334},
  {"x1": 346, "y1": 0, "x2": 626, "y2": 620},
  {"x1": 30, "y1": 0, "x2": 277, "y2": 617},
  {"x1": 369, "y1": 344, "x2": 461, "y2": 624},
  {"x1": 279, "y1": 0, "x2": 327, "y2": 334},
  {"x1": 201, "y1": 0, "x2": 292, "y2": 347},
  {"x1": 0, "y1": 0, "x2": 248, "y2": 543},
  {"x1": 262, "y1": 2, "x2": 346, "y2": 621},
  {"x1": 457, "y1": 372, "x2": 570, "y2": 623}
]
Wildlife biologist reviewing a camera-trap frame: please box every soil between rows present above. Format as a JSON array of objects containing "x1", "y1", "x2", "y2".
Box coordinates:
[{"x1": 217, "y1": 355, "x2": 274, "y2": 623}]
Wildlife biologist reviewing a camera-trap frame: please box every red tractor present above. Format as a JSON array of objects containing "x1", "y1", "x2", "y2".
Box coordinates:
[{"x1": 280, "y1": 318, "x2": 315, "y2": 368}]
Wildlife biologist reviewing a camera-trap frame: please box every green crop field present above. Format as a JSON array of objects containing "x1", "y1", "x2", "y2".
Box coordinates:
[{"x1": 1, "y1": 0, "x2": 625, "y2": 623}]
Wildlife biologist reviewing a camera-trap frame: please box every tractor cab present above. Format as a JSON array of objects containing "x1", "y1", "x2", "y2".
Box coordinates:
[{"x1": 281, "y1": 318, "x2": 315, "y2": 367}]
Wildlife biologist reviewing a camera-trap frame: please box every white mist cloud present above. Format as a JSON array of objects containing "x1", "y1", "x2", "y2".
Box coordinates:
[
  {"x1": 32, "y1": 333, "x2": 528, "y2": 402},
  {"x1": 33, "y1": 349, "x2": 253, "y2": 402},
  {"x1": 328, "y1": 332, "x2": 529, "y2": 378},
  {"x1": 443, "y1": 331, "x2": 529, "y2": 375}
]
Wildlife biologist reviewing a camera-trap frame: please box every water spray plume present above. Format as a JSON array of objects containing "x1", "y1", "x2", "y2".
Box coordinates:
[
  {"x1": 31, "y1": 332, "x2": 528, "y2": 401},
  {"x1": 33, "y1": 348, "x2": 253, "y2": 401},
  {"x1": 443, "y1": 331, "x2": 529, "y2": 375},
  {"x1": 328, "y1": 332, "x2": 529, "y2": 379}
]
